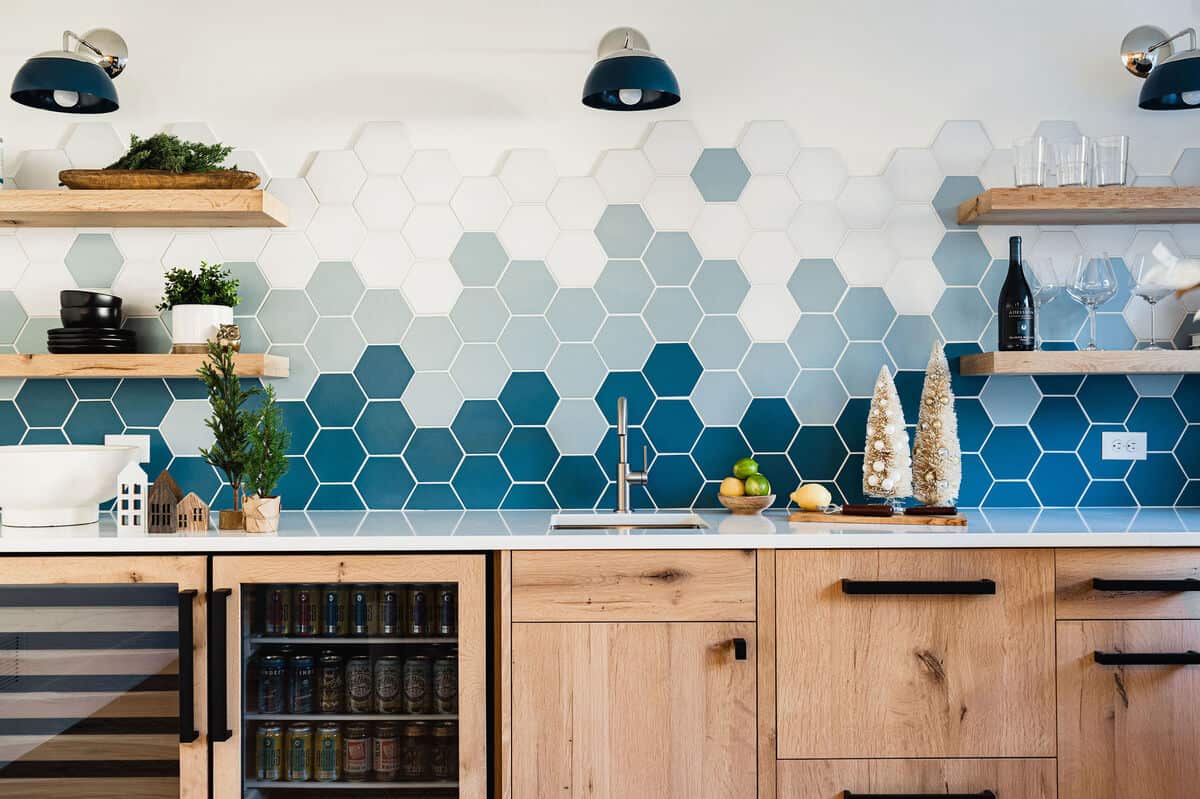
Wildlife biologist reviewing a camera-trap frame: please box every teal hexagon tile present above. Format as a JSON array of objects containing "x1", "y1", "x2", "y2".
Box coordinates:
[
  {"x1": 1075, "y1": 312, "x2": 1135, "y2": 351},
  {"x1": 644, "y1": 288, "x2": 701, "y2": 342},
  {"x1": 69, "y1": 379, "x2": 118, "y2": 400},
  {"x1": 113, "y1": 380, "x2": 173, "y2": 427},
  {"x1": 308, "y1": 485, "x2": 366, "y2": 511},
  {"x1": 547, "y1": 398, "x2": 607, "y2": 455},
  {"x1": 501, "y1": 427, "x2": 559, "y2": 482},
  {"x1": 836, "y1": 342, "x2": 894, "y2": 396},
  {"x1": 16, "y1": 380, "x2": 74, "y2": 427},
  {"x1": 498, "y1": 316, "x2": 557, "y2": 370},
  {"x1": 596, "y1": 372, "x2": 654, "y2": 426},
  {"x1": 0, "y1": 293, "x2": 27, "y2": 345},
  {"x1": 1030, "y1": 396, "x2": 1089, "y2": 451},
  {"x1": 451, "y1": 400, "x2": 511, "y2": 454},
  {"x1": 748, "y1": 453, "x2": 798, "y2": 508},
  {"x1": 787, "y1": 259, "x2": 847, "y2": 313},
  {"x1": 308, "y1": 428, "x2": 367, "y2": 482},
  {"x1": 692, "y1": 260, "x2": 749, "y2": 314},
  {"x1": 932, "y1": 286, "x2": 992, "y2": 343},
  {"x1": 355, "y1": 401, "x2": 415, "y2": 455},
  {"x1": 596, "y1": 260, "x2": 653, "y2": 314},
  {"x1": 401, "y1": 317, "x2": 461, "y2": 371},
  {"x1": 594, "y1": 315, "x2": 654, "y2": 370},
  {"x1": 691, "y1": 315, "x2": 750, "y2": 370},
  {"x1": 548, "y1": 455, "x2": 605, "y2": 509},
  {"x1": 307, "y1": 317, "x2": 367, "y2": 372},
  {"x1": 740, "y1": 397, "x2": 799, "y2": 452},
  {"x1": 452, "y1": 455, "x2": 510, "y2": 509},
  {"x1": 643, "y1": 232, "x2": 702, "y2": 286},
  {"x1": 65, "y1": 233, "x2": 124, "y2": 288},
  {"x1": 400, "y1": 372, "x2": 463, "y2": 427},
  {"x1": 451, "y1": 342, "x2": 511, "y2": 399},
  {"x1": 353, "y1": 345, "x2": 414, "y2": 399},
  {"x1": 226, "y1": 261, "x2": 269, "y2": 316},
  {"x1": 739, "y1": 343, "x2": 798, "y2": 396},
  {"x1": 932, "y1": 176, "x2": 984, "y2": 229},
  {"x1": 307, "y1": 374, "x2": 367, "y2": 427},
  {"x1": 450, "y1": 288, "x2": 509, "y2": 343},
  {"x1": 278, "y1": 401, "x2": 317, "y2": 456},
  {"x1": 1128, "y1": 397, "x2": 1186, "y2": 451},
  {"x1": 275, "y1": 456, "x2": 319, "y2": 509},
  {"x1": 933, "y1": 232, "x2": 991, "y2": 285},
  {"x1": 595, "y1": 205, "x2": 653, "y2": 258},
  {"x1": 690, "y1": 148, "x2": 751, "y2": 201},
  {"x1": 498, "y1": 260, "x2": 557, "y2": 314},
  {"x1": 837, "y1": 287, "x2": 895, "y2": 341},
  {"x1": 122, "y1": 316, "x2": 172, "y2": 354},
  {"x1": 259, "y1": 290, "x2": 318, "y2": 344},
  {"x1": 501, "y1": 483, "x2": 557, "y2": 509},
  {"x1": 499, "y1": 372, "x2": 558, "y2": 425},
  {"x1": 547, "y1": 343, "x2": 606, "y2": 398},
  {"x1": 1079, "y1": 480, "x2": 1136, "y2": 507},
  {"x1": 788, "y1": 425, "x2": 849, "y2": 481},
  {"x1": 787, "y1": 314, "x2": 846, "y2": 369},
  {"x1": 690, "y1": 371, "x2": 752, "y2": 426},
  {"x1": 691, "y1": 427, "x2": 751, "y2": 481},
  {"x1": 64, "y1": 401, "x2": 123, "y2": 444},
  {"x1": 0, "y1": 401, "x2": 25, "y2": 444},
  {"x1": 306, "y1": 261, "x2": 365, "y2": 315},
  {"x1": 450, "y1": 232, "x2": 508, "y2": 286},
  {"x1": 266, "y1": 345, "x2": 319, "y2": 400},
  {"x1": 643, "y1": 343, "x2": 703, "y2": 397},
  {"x1": 354, "y1": 457, "x2": 415, "y2": 509},
  {"x1": 983, "y1": 481, "x2": 1039, "y2": 507},
  {"x1": 884, "y1": 316, "x2": 940, "y2": 370},
  {"x1": 22, "y1": 428, "x2": 62, "y2": 444},
  {"x1": 14, "y1": 317, "x2": 55, "y2": 354},
  {"x1": 646, "y1": 454, "x2": 704, "y2": 508},
  {"x1": 981, "y1": 427, "x2": 1041, "y2": 479},
  {"x1": 980, "y1": 375, "x2": 1041, "y2": 424},
  {"x1": 354, "y1": 289, "x2": 412, "y2": 344},
  {"x1": 166, "y1": 456, "x2": 221, "y2": 505},
  {"x1": 546, "y1": 288, "x2": 605, "y2": 343},
  {"x1": 1128, "y1": 453, "x2": 1187, "y2": 506},
  {"x1": 403, "y1": 428, "x2": 463, "y2": 481}
]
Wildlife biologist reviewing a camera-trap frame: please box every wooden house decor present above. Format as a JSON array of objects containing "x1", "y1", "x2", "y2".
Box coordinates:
[
  {"x1": 176, "y1": 492, "x2": 210, "y2": 532},
  {"x1": 115, "y1": 462, "x2": 148, "y2": 534},
  {"x1": 148, "y1": 470, "x2": 184, "y2": 534}
]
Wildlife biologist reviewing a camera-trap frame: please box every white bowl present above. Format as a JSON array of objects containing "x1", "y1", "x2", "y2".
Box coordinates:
[{"x1": 0, "y1": 445, "x2": 141, "y2": 527}]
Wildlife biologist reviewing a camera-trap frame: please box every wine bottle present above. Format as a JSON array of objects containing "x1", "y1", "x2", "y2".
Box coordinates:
[{"x1": 998, "y1": 235, "x2": 1035, "y2": 351}]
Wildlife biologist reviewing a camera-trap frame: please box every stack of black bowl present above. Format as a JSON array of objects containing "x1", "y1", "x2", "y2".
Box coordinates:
[{"x1": 49, "y1": 291, "x2": 137, "y2": 353}]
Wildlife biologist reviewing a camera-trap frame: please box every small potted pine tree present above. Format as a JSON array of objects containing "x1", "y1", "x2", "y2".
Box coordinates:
[
  {"x1": 198, "y1": 341, "x2": 258, "y2": 530},
  {"x1": 158, "y1": 261, "x2": 239, "y2": 352},
  {"x1": 244, "y1": 385, "x2": 290, "y2": 533}
]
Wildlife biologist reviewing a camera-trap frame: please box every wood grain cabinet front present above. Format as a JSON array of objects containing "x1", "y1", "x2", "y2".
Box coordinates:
[
  {"x1": 778, "y1": 758, "x2": 1056, "y2": 799},
  {"x1": 1056, "y1": 548, "x2": 1200, "y2": 619},
  {"x1": 776, "y1": 549, "x2": 1056, "y2": 759}
]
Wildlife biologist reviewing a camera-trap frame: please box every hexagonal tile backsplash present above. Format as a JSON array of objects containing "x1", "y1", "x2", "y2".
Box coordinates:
[{"x1": 3, "y1": 118, "x2": 1199, "y2": 510}]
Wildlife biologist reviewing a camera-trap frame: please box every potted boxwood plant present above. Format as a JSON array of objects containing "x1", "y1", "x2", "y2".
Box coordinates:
[
  {"x1": 243, "y1": 385, "x2": 290, "y2": 533},
  {"x1": 158, "y1": 261, "x2": 239, "y2": 350},
  {"x1": 198, "y1": 341, "x2": 258, "y2": 530}
]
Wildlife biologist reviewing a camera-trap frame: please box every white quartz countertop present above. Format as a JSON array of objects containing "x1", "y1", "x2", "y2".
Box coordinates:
[{"x1": 1, "y1": 508, "x2": 1199, "y2": 553}]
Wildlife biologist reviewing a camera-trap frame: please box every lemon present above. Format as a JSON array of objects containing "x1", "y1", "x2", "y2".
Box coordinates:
[
  {"x1": 719, "y1": 477, "x2": 746, "y2": 497},
  {"x1": 791, "y1": 483, "x2": 832, "y2": 510},
  {"x1": 744, "y1": 474, "x2": 771, "y2": 497},
  {"x1": 732, "y1": 457, "x2": 759, "y2": 479}
]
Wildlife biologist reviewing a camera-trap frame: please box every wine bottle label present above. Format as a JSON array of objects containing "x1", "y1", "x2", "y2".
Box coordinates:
[{"x1": 1002, "y1": 308, "x2": 1035, "y2": 348}]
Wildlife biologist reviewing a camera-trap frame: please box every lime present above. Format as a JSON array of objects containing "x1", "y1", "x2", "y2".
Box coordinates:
[
  {"x1": 744, "y1": 473, "x2": 771, "y2": 497},
  {"x1": 732, "y1": 457, "x2": 759, "y2": 479}
]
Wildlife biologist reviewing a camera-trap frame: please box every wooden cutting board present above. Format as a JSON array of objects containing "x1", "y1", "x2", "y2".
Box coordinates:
[
  {"x1": 59, "y1": 169, "x2": 260, "y2": 189},
  {"x1": 788, "y1": 510, "x2": 968, "y2": 527}
]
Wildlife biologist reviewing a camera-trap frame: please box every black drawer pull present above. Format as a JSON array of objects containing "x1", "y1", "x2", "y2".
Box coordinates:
[
  {"x1": 732, "y1": 637, "x2": 747, "y2": 660},
  {"x1": 843, "y1": 792, "x2": 995, "y2": 799},
  {"x1": 1093, "y1": 577, "x2": 1200, "y2": 592},
  {"x1": 1094, "y1": 650, "x2": 1200, "y2": 666},
  {"x1": 841, "y1": 578, "x2": 996, "y2": 595},
  {"x1": 177, "y1": 590, "x2": 199, "y2": 744},
  {"x1": 208, "y1": 588, "x2": 233, "y2": 743}
]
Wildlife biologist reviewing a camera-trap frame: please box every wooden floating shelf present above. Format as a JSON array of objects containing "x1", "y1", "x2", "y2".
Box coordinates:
[
  {"x1": 959, "y1": 350, "x2": 1200, "y2": 376},
  {"x1": 0, "y1": 189, "x2": 287, "y2": 227},
  {"x1": 0, "y1": 353, "x2": 289, "y2": 379},
  {"x1": 957, "y1": 186, "x2": 1200, "y2": 225}
]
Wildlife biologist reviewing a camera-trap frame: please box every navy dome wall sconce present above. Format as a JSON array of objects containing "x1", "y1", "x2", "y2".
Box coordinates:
[
  {"x1": 11, "y1": 28, "x2": 128, "y2": 113},
  {"x1": 1122, "y1": 24, "x2": 1200, "y2": 109},
  {"x1": 582, "y1": 27, "x2": 680, "y2": 111}
]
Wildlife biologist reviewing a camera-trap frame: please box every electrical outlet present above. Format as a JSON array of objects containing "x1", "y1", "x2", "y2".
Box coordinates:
[{"x1": 1101, "y1": 431, "x2": 1147, "y2": 461}]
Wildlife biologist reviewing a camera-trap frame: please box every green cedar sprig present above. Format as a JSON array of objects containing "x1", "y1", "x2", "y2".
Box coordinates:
[
  {"x1": 105, "y1": 133, "x2": 235, "y2": 173},
  {"x1": 157, "y1": 261, "x2": 239, "y2": 311},
  {"x1": 246, "y1": 384, "x2": 290, "y2": 498},
  {"x1": 198, "y1": 341, "x2": 260, "y2": 511}
]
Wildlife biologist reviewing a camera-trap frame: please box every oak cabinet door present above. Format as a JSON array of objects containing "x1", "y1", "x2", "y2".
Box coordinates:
[
  {"x1": 511, "y1": 622, "x2": 756, "y2": 799},
  {"x1": 776, "y1": 549, "x2": 1055, "y2": 759},
  {"x1": 778, "y1": 758, "x2": 1056, "y2": 799},
  {"x1": 1057, "y1": 620, "x2": 1200, "y2": 799}
]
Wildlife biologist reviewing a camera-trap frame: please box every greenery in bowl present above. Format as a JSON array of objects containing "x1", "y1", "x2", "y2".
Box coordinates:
[
  {"x1": 106, "y1": 133, "x2": 235, "y2": 173},
  {"x1": 157, "y1": 261, "x2": 240, "y2": 311}
]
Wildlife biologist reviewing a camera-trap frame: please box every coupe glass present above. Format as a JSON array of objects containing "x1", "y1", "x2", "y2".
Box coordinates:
[
  {"x1": 1067, "y1": 254, "x2": 1118, "y2": 351},
  {"x1": 1024, "y1": 257, "x2": 1062, "y2": 349},
  {"x1": 1129, "y1": 253, "x2": 1173, "y2": 349}
]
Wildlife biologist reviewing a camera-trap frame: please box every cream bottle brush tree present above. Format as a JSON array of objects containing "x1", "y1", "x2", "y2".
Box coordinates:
[
  {"x1": 862, "y1": 365, "x2": 912, "y2": 502},
  {"x1": 911, "y1": 341, "x2": 961, "y2": 507}
]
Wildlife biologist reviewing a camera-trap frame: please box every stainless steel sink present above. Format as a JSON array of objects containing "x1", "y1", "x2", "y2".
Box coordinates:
[{"x1": 550, "y1": 512, "x2": 708, "y2": 530}]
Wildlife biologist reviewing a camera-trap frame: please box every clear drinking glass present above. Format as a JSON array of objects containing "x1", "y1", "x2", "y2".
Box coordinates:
[
  {"x1": 1067, "y1": 254, "x2": 1118, "y2": 351},
  {"x1": 1129, "y1": 253, "x2": 1173, "y2": 349},
  {"x1": 1013, "y1": 136, "x2": 1047, "y2": 187},
  {"x1": 1024, "y1": 257, "x2": 1062, "y2": 349},
  {"x1": 1054, "y1": 136, "x2": 1092, "y2": 187},
  {"x1": 1093, "y1": 135, "x2": 1130, "y2": 186}
]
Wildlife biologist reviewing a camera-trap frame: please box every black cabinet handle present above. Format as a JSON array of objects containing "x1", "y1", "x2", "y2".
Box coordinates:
[
  {"x1": 208, "y1": 588, "x2": 233, "y2": 743},
  {"x1": 1093, "y1": 577, "x2": 1200, "y2": 592},
  {"x1": 841, "y1": 578, "x2": 996, "y2": 595},
  {"x1": 177, "y1": 590, "x2": 199, "y2": 744},
  {"x1": 733, "y1": 638, "x2": 747, "y2": 660},
  {"x1": 1094, "y1": 650, "x2": 1200, "y2": 666},
  {"x1": 843, "y1": 792, "x2": 995, "y2": 799}
]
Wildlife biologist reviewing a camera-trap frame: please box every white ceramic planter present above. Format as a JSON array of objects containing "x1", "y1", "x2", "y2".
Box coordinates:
[{"x1": 171, "y1": 304, "x2": 233, "y2": 346}]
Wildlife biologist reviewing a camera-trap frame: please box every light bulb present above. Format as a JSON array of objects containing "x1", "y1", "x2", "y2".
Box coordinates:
[
  {"x1": 618, "y1": 88, "x2": 643, "y2": 106},
  {"x1": 53, "y1": 90, "x2": 79, "y2": 108},
  {"x1": 1183, "y1": 90, "x2": 1200, "y2": 106}
]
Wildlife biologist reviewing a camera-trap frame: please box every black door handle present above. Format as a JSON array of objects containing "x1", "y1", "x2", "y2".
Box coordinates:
[
  {"x1": 841, "y1": 578, "x2": 996, "y2": 595},
  {"x1": 1094, "y1": 650, "x2": 1200, "y2": 666},
  {"x1": 732, "y1": 638, "x2": 747, "y2": 660},
  {"x1": 1093, "y1": 577, "x2": 1200, "y2": 592},
  {"x1": 177, "y1": 590, "x2": 199, "y2": 744},
  {"x1": 843, "y1": 792, "x2": 995, "y2": 799},
  {"x1": 208, "y1": 588, "x2": 233, "y2": 743}
]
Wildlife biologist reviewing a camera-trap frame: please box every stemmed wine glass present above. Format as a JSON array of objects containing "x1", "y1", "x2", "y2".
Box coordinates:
[
  {"x1": 1067, "y1": 254, "x2": 1118, "y2": 351},
  {"x1": 1024, "y1": 257, "x2": 1062, "y2": 350},
  {"x1": 1129, "y1": 253, "x2": 1173, "y2": 350}
]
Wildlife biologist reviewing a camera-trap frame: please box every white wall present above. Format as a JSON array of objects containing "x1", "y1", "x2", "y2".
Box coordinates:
[{"x1": 2, "y1": 0, "x2": 1200, "y2": 175}]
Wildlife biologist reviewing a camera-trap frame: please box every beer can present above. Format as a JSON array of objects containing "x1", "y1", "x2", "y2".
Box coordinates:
[
  {"x1": 321, "y1": 585, "x2": 347, "y2": 636},
  {"x1": 433, "y1": 655, "x2": 457, "y2": 714},
  {"x1": 346, "y1": 656, "x2": 373, "y2": 713},
  {"x1": 343, "y1": 722, "x2": 371, "y2": 782},
  {"x1": 375, "y1": 655, "x2": 404, "y2": 713},
  {"x1": 255, "y1": 723, "x2": 283, "y2": 781},
  {"x1": 287, "y1": 655, "x2": 315, "y2": 714},
  {"x1": 264, "y1": 585, "x2": 291, "y2": 635},
  {"x1": 373, "y1": 721, "x2": 399, "y2": 782},
  {"x1": 284, "y1": 723, "x2": 313, "y2": 782},
  {"x1": 401, "y1": 655, "x2": 433, "y2": 714},
  {"x1": 314, "y1": 722, "x2": 342, "y2": 782},
  {"x1": 429, "y1": 720, "x2": 458, "y2": 780},
  {"x1": 349, "y1": 585, "x2": 372, "y2": 637},
  {"x1": 407, "y1": 585, "x2": 430, "y2": 636},
  {"x1": 380, "y1": 585, "x2": 401, "y2": 635},
  {"x1": 293, "y1": 585, "x2": 319, "y2": 637},
  {"x1": 435, "y1": 584, "x2": 456, "y2": 637},
  {"x1": 256, "y1": 655, "x2": 286, "y2": 714},
  {"x1": 317, "y1": 652, "x2": 344, "y2": 713},
  {"x1": 398, "y1": 722, "x2": 429, "y2": 781}
]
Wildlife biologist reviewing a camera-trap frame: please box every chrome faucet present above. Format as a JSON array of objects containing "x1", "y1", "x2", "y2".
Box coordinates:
[{"x1": 615, "y1": 396, "x2": 648, "y2": 512}]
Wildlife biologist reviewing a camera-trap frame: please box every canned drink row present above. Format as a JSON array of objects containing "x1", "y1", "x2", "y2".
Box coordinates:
[
  {"x1": 254, "y1": 720, "x2": 457, "y2": 782},
  {"x1": 256, "y1": 651, "x2": 458, "y2": 715},
  {"x1": 263, "y1": 583, "x2": 457, "y2": 638}
]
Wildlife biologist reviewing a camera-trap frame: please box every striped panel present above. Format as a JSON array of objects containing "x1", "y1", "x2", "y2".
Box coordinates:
[
  {"x1": 0, "y1": 777, "x2": 178, "y2": 798},
  {"x1": 0, "y1": 735, "x2": 178, "y2": 761}
]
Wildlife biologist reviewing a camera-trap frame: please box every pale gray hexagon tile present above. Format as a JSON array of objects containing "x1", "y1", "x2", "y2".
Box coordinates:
[
  {"x1": 546, "y1": 398, "x2": 607, "y2": 455},
  {"x1": 547, "y1": 343, "x2": 606, "y2": 398},
  {"x1": 401, "y1": 371, "x2": 463, "y2": 427},
  {"x1": 643, "y1": 287, "x2": 702, "y2": 342},
  {"x1": 787, "y1": 314, "x2": 846, "y2": 369},
  {"x1": 0, "y1": 293, "x2": 27, "y2": 345},
  {"x1": 451, "y1": 288, "x2": 510, "y2": 343},
  {"x1": 885, "y1": 316, "x2": 940, "y2": 370},
  {"x1": 739, "y1": 343, "x2": 798, "y2": 396},
  {"x1": 237, "y1": 318, "x2": 271, "y2": 354},
  {"x1": 259, "y1": 290, "x2": 318, "y2": 344},
  {"x1": 692, "y1": 260, "x2": 750, "y2": 314},
  {"x1": 836, "y1": 342, "x2": 894, "y2": 396},
  {"x1": 450, "y1": 232, "x2": 508, "y2": 286},
  {"x1": 546, "y1": 288, "x2": 605, "y2": 342},
  {"x1": 594, "y1": 205, "x2": 653, "y2": 258},
  {"x1": 14, "y1": 317, "x2": 56, "y2": 354},
  {"x1": 159, "y1": 399, "x2": 215, "y2": 456},
  {"x1": 691, "y1": 370, "x2": 752, "y2": 426},
  {"x1": 643, "y1": 232, "x2": 702, "y2": 286},
  {"x1": 123, "y1": 316, "x2": 172, "y2": 354},
  {"x1": 691, "y1": 315, "x2": 750, "y2": 369},
  {"x1": 498, "y1": 316, "x2": 557, "y2": 370},
  {"x1": 355, "y1": 289, "x2": 412, "y2": 344},
  {"x1": 979, "y1": 375, "x2": 1041, "y2": 425},
  {"x1": 306, "y1": 261, "x2": 365, "y2": 315},
  {"x1": 64, "y1": 233, "x2": 124, "y2": 288},
  {"x1": 450, "y1": 343, "x2": 511, "y2": 399},
  {"x1": 497, "y1": 260, "x2": 557, "y2": 314},
  {"x1": 226, "y1": 262, "x2": 270, "y2": 316},
  {"x1": 307, "y1": 317, "x2": 367, "y2": 372},
  {"x1": 594, "y1": 315, "x2": 653, "y2": 370},
  {"x1": 266, "y1": 345, "x2": 319, "y2": 399},
  {"x1": 786, "y1": 369, "x2": 848, "y2": 425},
  {"x1": 595, "y1": 260, "x2": 653, "y2": 314},
  {"x1": 401, "y1": 316, "x2": 462, "y2": 370},
  {"x1": 690, "y1": 148, "x2": 751, "y2": 201}
]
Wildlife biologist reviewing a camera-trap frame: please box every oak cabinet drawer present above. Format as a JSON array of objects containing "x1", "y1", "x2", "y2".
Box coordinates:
[
  {"x1": 1056, "y1": 548, "x2": 1200, "y2": 619},
  {"x1": 778, "y1": 758, "x2": 1056, "y2": 799},
  {"x1": 776, "y1": 549, "x2": 1055, "y2": 759},
  {"x1": 511, "y1": 549, "x2": 755, "y2": 622},
  {"x1": 1057, "y1": 620, "x2": 1200, "y2": 799}
]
